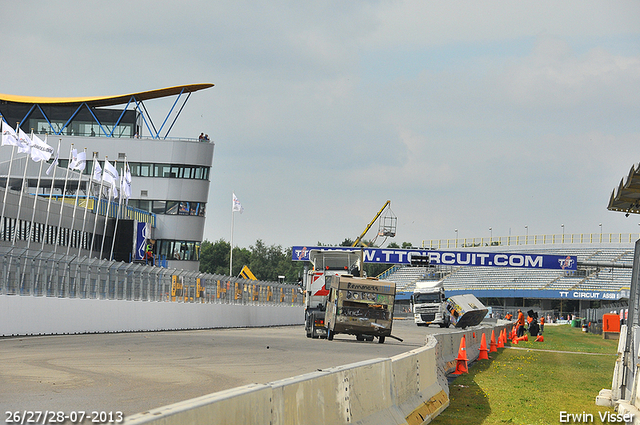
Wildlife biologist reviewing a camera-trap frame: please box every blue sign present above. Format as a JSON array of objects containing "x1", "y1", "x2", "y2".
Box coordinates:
[
  {"x1": 134, "y1": 222, "x2": 150, "y2": 260},
  {"x1": 442, "y1": 288, "x2": 625, "y2": 300},
  {"x1": 291, "y1": 246, "x2": 577, "y2": 271}
]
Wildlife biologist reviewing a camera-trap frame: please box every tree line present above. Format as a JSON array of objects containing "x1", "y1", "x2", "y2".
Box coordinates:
[{"x1": 199, "y1": 238, "x2": 414, "y2": 283}]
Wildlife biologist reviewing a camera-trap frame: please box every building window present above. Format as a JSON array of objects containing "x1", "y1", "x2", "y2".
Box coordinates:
[{"x1": 157, "y1": 240, "x2": 200, "y2": 261}]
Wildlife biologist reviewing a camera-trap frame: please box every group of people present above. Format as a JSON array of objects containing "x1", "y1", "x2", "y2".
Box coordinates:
[
  {"x1": 198, "y1": 132, "x2": 210, "y2": 142},
  {"x1": 513, "y1": 308, "x2": 544, "y2": 337}
]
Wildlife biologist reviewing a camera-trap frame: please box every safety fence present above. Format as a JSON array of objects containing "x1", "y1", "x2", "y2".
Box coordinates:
[
  {"x1": 422, "y1": 233, "x2": 639, "y2": 250},
  {"x1": 0, "y1": 246, "x2": 303, "y2": 307}
]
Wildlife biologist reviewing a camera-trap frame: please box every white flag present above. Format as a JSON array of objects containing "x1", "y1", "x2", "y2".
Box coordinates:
[
  {"x1": 92, "y1": 159, "x2": 102, "y2": 182},
  {"x1": 17, "y1": 129, "x2": 32, "y2": 154},
  {"x1": 46, "y1": 146, "x2": 59, "y2": 175},
  {"x1": 69, "y1": 149, "x2": 86, "y2": 171},
  {"x1": 29, "y1": 134, "x2": 54, "y2": 162},
  {"x1": 232, "y1": 192, "x2": 244, "y2": 213},
  {"x1": 123, "y1": 163, "x2": 132, "y2": 200},
  {"x1": 103, "y1": 160, "x2": 119, "y2": 198},
  {"x1": 1, "y1": 121, "x2": 18, "y2": 147}
]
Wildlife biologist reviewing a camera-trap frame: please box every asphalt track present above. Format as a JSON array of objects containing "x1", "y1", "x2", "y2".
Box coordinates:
[{"x1": 0, "y1": 318, "x2": 454, "y2": 419}]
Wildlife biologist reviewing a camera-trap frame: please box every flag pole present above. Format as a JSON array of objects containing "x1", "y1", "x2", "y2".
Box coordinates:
[
  {"x1": 36, "y1": 138, "x2": 60, "y2": 290},
  {"x1": 66, "y1": 148, "x2": 86, "y2": 256},
  {"x1": 78, "y1": 152, "x2": 96, "y2": 257},
  {"x1": 230, "y1": 205, "x2": 234, "y2": 276},
  {"x1": 99, "y1": 158, "x2": 117, "y2": 260},
  {"x1": 53, "y1": 144, "x2": 74, "y2": 255},
  {"x1": 48, "y1": 144, "x2": 74, "y2": 288},
  {"x1": 21, "y1": 144, "x2": 46, "y2": 290},
  {"x1": 90, "y1": 156, "x2": 105, "y2": 258},
  {"x1": 41, "y1": 139, "x2": 61, "y2": 252},
  {"x1": 109, "y1": 158, "x2": 125, "y2": 261},
  {"x1": 11, "y1": 129, "x2": 34, "y2": 246},
  {"x1": 25, "y1": 151, "x2": 45, "y2": 250},
  {"x1": 0, "y1": 120, "x2": 17, "y2": 243}
]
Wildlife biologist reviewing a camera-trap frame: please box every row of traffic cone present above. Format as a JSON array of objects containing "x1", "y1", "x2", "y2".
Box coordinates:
[{"x1": 453, "y1": 326, "x2": 543, "y2": 375}]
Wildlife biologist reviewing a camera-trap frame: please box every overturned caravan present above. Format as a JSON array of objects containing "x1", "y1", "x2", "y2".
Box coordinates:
[
  {"x1": 445, "y1": 294, "x2": 488, "y2": 328},
  {"x1": 324, "y1": 275, "x2": 398, "y2": 344}
]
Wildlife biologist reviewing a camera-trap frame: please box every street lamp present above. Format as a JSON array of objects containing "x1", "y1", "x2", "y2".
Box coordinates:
[
  {"x1": 489, "y1": 227, "x2": 492, "y2": 243},
  {"x1": 561, "y1": 224, "x2": 565, "y2": 243},
  {"x1": 599, "y1": 223, "x2": 602, "y2": 242},
  {"x1": 455, "y1": 229, "x2": 458, "y2": 247},
  {"x1": 525, "y1": 225, "x2": 528, "y2": 240}
]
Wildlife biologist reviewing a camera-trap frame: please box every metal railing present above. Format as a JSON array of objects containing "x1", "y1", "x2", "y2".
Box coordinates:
[
  {"x1": 0, "y1": 247, "x2": 303, "y2": 306},
  {"x1": 421, "y1": 233, "x2": 639, "y2": 250}
]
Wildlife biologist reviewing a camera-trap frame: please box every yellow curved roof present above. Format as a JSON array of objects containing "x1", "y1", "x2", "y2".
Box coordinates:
[{"x1": 0, "y1": 83, "x2": 214, "y2": 107}]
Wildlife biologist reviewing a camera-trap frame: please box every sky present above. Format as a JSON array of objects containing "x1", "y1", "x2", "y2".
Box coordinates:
[{"x1": 2, "y1": 1, "x2": 640, "y2": 250}]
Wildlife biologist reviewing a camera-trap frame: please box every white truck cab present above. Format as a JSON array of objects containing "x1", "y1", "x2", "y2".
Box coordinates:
[{"x1": 410, "y1": 279, "x2": 450, "y2": 328}]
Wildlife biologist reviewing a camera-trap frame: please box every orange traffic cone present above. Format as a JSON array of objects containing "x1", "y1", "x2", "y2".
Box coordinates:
[
  {"x1": 535, "y1": 334, "x2": 544, "y2": 342},
  {"x1": 497, "y1": 329, "x2": 505, "y2": 348},
  {"x1": 489, "y1": 330, "x2": 498, "y2": 353},
  {"x1": 452, "y1": 335, "x2": 468, "y2": 374},
  {"x1": 478, "y1": 333, "x2": 489, "y2": 360},
  {"x1": 523, "y1": 334, "x2": 529, "y2": 342}
]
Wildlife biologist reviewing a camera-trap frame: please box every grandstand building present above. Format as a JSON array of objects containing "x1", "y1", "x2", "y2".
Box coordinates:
[
  {"x1": 0, "y1": 84, "x2": 214, "y2": 271},
  {"x1": 383, "y1": 236, "x2": 636, "y2": 315}
]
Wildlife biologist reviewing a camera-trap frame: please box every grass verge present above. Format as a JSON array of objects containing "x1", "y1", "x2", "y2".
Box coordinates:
[{"x1": 430, "y1": 325, "x2": 619, "y2": 425}]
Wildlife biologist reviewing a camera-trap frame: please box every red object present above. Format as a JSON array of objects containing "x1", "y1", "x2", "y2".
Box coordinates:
[
  {"x1": 478, "y1": 333, "x2": 489, "y2": 360},
  {"x1": 603, "y1": 314, "x2": 621, "y2": 333},
  {"x1": 535, "y1": 334, "x2": 544, "y2": 342},
  {"x1": 489, "y1": 330, "x2": 498, "y2": 353},
  {"x1": 452, "y1": 335, "x2": 469, "y2": 374},
  {"x1": 497, "y1": 329, "x2": 505, "y2": 348}
]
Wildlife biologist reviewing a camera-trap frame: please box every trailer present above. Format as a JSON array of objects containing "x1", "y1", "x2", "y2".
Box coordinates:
[{"x1": 324, "y1": 274, "x2": 398, "y2": 344}]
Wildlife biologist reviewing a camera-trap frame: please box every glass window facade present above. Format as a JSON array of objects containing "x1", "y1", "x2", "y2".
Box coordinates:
[{"x1": 157, "y1": 240, "x2": 200, "y2": 261}]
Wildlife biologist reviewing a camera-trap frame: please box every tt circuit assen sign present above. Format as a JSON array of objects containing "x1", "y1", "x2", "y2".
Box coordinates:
[{"x1": 291, "y1": 246, "x2": 577, "y2": 271}]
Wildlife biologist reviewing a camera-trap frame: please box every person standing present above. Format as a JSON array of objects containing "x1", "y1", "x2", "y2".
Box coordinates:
[{"x1": 517, "y1": 309, "x2": 526, "y2": 338}]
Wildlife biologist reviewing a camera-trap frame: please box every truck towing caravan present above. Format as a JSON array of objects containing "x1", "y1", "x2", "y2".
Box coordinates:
[{"x1": 303, "y1": 250, "x2": 361, "y2": 339}]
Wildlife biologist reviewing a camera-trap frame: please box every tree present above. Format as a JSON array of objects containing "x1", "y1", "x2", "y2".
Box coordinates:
[{"x1": 199, "y1": 239, "x2": 230, "y2": 275}]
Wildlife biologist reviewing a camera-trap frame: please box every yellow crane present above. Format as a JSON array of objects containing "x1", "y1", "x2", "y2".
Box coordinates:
[{"x1": 352, "y1": 200, "x2": 396, "y2": 247}]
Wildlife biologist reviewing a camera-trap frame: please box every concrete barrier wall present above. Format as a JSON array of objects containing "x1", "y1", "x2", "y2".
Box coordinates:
[
  {"x1": 0, "y1": 295, "x2": 304, "y2": 336},
  {"x1": 124, "y1": 323, "x2": 512, "y2": 425}
]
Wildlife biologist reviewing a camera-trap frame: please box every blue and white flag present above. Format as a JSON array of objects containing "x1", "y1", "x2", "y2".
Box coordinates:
[
  {"x1": 232, "y1": 192, "x2": 243, "y2": 213},
  {"x1": 1, "y1": 121, "x2": 18, "y2": 147},
  {"x1": 46, "y1": 145, "x2": 59, "y2": 175},
  {"x1": 17, "y1": 129, "x2": 32, "y2": 154},
  {"x1": 29, "y1": 134, "x2": 54, "y2": 162},
  {"x1": 69, "y1": 149, "x2": 86, "y2": 171}
]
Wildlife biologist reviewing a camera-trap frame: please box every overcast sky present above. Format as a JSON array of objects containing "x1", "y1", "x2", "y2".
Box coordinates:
[{"x1": 2, "y1": 1, "x2": 640, "y2": 249}]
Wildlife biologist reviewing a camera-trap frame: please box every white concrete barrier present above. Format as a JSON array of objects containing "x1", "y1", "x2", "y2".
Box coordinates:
[
  {"x1": 124, "y1": 324, "x2": 512, "y2": 425},
  {"x1": 0, "y1": 295, "x2": 303, "y2": 336},
  {"x1": 123, "y1": 384, "x2": 273, "y2": 425}
]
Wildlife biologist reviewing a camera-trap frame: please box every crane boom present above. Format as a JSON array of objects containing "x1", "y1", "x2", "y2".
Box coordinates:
[{"x1": 352, "y1": 200, "x2": 391, "y2": 247}]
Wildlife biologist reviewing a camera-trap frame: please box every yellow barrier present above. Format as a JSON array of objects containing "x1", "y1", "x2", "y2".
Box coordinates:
[{"x1": 422, "y1": 233, "x2": 638, "y2": 249}]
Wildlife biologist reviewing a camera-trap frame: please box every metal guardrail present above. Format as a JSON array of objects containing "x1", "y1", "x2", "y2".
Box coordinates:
[
  {"x1": 0, "y1": 247, "x2": 303, "y2": 306},
  {"x1": 422, "y1": 233, "x2": 639, "y2": 249}
]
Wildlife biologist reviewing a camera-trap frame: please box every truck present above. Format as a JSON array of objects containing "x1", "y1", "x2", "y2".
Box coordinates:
[
  {"x1": 410, "y1": 279, "x2": 451, "y2": 328},
  {"x1": 324, "y1": 274, "x2": 398, "y2": 344},
  {"x1": 304, "y1": 250, "x2": 361, "y2": 339}
]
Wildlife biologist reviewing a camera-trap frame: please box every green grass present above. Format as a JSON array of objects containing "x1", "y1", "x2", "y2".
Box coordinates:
[{"x1": 430, "y1": 325, "x2": 619, "y2": 425}]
